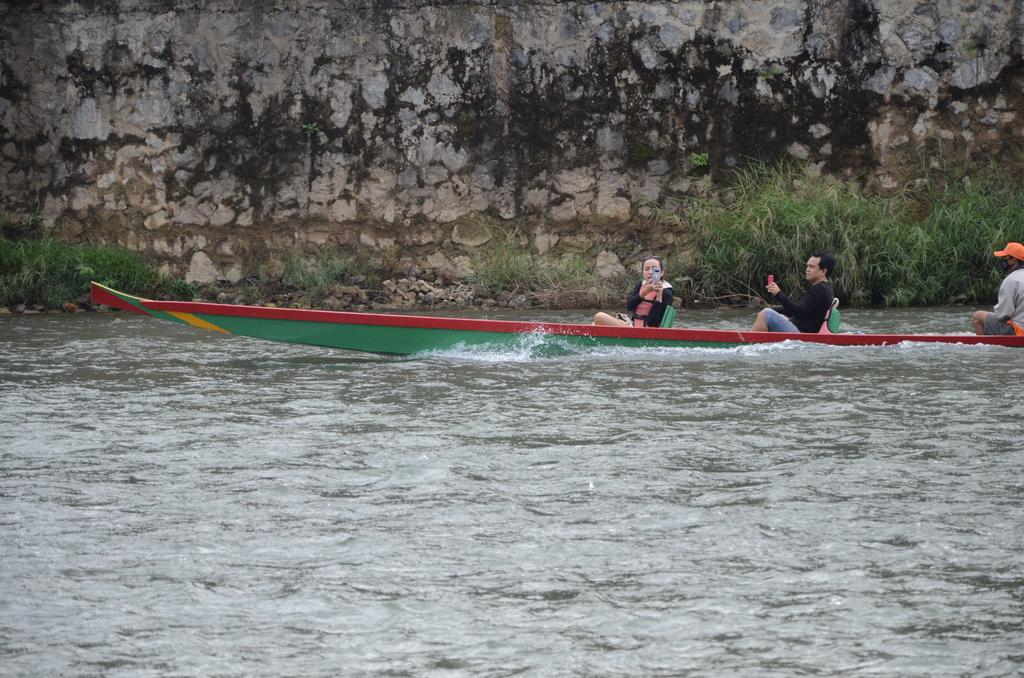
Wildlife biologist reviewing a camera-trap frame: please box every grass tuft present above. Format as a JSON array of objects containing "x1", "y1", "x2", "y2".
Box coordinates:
[
  {"x1": 473, "y1": 226, "x2": 538, "y2": 295},
  {"x1": 532, "y1": 255, "x2": 618, "y2": 308},
  {"x1": 280, "y1": 251, "x2": 372, "y2": 305}
]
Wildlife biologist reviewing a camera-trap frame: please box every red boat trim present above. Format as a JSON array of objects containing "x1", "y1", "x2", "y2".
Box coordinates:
[
  {"x1": 144, "y1": 298, "x2": 759, "y2": 340},
  {"x1": 137, "y1": 298, "x2": 1024, "y2": 347}
]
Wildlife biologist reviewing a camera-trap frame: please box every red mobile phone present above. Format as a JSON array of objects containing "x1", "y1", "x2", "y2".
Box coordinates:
[{"x1": 767, "y1": 274, "x2": 775, "y2": 284}]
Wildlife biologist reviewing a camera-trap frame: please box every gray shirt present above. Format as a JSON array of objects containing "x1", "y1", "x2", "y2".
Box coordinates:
[{"x1": 993, "y1": 267, "x2": 1024, "y2": 324}]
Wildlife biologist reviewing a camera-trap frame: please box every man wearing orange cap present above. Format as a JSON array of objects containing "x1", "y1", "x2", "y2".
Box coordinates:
[{"x1": 972, "y1": 242, "x2": 1024, "y2": 335}]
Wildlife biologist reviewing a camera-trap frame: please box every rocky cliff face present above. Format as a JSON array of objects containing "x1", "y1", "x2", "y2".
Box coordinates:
[{"x1": 1, "y1": 1, "x2": 1022, "y2": 282}]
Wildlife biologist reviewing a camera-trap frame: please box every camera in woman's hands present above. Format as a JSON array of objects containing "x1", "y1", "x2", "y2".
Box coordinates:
[{"x1": 651, "y1": 268, "x2": 661, "y2": 283}]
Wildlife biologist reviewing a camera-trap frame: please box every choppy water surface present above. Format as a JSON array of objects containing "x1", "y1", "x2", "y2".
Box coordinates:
[{"x1": 1, "y1": 308, "x2": 1022, "y2": 676}]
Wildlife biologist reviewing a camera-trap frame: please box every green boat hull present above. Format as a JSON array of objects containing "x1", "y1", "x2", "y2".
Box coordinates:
[{"x1": 90, "y1": 282, "x2": 1024, "y2": 354}]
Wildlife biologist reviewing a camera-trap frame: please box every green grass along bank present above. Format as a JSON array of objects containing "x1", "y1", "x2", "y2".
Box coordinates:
[{"x1": 3, "y1": 163, "x2": 1021, "y2": 314}]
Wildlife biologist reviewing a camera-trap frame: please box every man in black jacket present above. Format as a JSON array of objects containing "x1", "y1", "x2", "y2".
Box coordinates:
[{"x1": 753, "y1": 252, "x2": 836, "y2": 333}]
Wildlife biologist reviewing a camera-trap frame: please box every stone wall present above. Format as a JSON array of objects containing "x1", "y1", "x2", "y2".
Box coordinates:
[{"x1": 1, "y1": 0, "x2": 1022, "y2": 282}]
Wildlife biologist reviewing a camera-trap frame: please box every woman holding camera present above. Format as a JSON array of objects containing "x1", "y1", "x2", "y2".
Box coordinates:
[{"x1": 593, "y1": 256, "x2": 674, "y2": 327}]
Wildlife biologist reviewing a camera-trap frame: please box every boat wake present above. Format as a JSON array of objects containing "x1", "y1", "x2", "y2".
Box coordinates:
[
  {"x1": 416, "y1": 330, "x2": 819, "y2": 363},
  {"x1": 417, "y1": 328, "x2": 586, "y2": 362}
]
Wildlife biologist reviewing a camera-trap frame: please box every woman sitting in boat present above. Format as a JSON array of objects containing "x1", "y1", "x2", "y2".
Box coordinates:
[{"x1": 593, "y1": 256, "x2": 674, "y2": 327}]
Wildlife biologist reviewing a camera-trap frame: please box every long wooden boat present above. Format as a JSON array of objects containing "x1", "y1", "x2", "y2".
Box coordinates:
[{"x1": 91, "y1": 282, "x2": 1024, "y2": 355}]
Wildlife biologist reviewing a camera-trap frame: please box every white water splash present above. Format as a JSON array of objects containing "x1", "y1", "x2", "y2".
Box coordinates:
[
  {"x1": 417, "y1": 331, "x2": 826, "y2": 364},
  {"x1": 418, "y1": 327, "x2": 584, "y2": 362}
]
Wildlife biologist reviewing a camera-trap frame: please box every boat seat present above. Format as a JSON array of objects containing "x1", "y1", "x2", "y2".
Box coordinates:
[
  {"x1": 659, "y1": 304, "x2": 676, "y2": 328},
  {"x1": 819, "y1": 298, "x2": 841, "y2": 334}
]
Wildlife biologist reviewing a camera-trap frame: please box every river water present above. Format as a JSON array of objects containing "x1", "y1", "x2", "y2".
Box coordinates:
[{"x1": 1, "y1": 308, "x2": 1022, "y2": 677}]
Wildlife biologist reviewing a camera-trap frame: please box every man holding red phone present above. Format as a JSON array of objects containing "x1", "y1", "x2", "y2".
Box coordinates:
[{"x1": 752, "y1": 251, "x2": 835, "y2": 333}]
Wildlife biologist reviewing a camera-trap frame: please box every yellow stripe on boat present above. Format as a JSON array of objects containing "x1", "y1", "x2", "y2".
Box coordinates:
[{"x1": 167, "y1": 311, "x2": 229, "y2": 334}]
